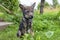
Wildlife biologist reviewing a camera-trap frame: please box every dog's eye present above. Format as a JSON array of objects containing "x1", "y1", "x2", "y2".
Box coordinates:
[
  {"x1": 27, "y1": 11, "x2": 29, "y2": 13},
  {"x1": 31, "y1": 10, "x2": 33, "y2": 12},
  {"x1": 25, "y1": 10, "x2": 29, "y2": 13},
  {"x1": 26, "y1": 11, "x2": 29, "y2": 13}
]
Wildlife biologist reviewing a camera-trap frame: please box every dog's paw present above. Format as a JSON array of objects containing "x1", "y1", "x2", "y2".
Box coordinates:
[
  {"x1": 31, "y1": 31, "x2": 34, "y2": 36},
  {"x1": 17, "y1": 30, "x2": 21, "y2": 37},
  {"x1": 28, "y1": 29, "x2": 34, "y2": 36}
]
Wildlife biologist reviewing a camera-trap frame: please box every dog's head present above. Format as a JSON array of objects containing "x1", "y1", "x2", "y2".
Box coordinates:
[{"x1": 19, "y1": 3, "x2": 36, "y2": 19}]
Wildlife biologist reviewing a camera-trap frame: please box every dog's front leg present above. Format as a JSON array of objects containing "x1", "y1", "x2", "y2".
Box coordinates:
[
  {"x1": 28, "y1": 19, "x2": 34, "y2": 36},
  {"x1": 17, "y1": 22, "x2": 25, "y2": 37}
]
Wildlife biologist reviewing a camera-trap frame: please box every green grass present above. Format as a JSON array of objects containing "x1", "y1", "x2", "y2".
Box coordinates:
[{"x1": 0, "y1": 11, "x2": 60, "y2": 40}]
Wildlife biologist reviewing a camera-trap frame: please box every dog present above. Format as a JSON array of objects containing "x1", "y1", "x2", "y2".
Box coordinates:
[{"x1": 17, "y1": 2, "x2": 36, "y2": 37}]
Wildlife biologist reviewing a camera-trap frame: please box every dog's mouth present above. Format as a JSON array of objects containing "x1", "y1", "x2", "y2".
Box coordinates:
[{"x1": 24, "y1": 16, "x2": 33, "y2": 19}]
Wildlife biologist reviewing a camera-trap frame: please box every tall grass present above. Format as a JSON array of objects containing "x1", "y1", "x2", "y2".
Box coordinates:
[{"x1": 0, "y1": 10, "x2": 60, "y2": 40}]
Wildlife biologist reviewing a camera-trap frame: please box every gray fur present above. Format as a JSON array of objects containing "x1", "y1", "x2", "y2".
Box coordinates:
[{"x1": 17, "y1": 3, "x2": 35, "y2": 37}]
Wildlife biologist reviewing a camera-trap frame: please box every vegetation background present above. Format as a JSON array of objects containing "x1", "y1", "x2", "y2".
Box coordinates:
[{"x1": 0, "y1": 0, "x2": 60, "y2": 40}]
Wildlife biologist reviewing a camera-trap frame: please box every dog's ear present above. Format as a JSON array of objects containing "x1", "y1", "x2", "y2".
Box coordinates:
[
  {"x1": 19, "y1": 4, "x2": 25, "y2": 10},
  {"x1": 31, "y1": 2, "x2": 36, "y2": 9}
]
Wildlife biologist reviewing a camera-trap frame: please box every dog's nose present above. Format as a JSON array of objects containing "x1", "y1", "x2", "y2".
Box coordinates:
[
  {"x1": 31, "y1": 16, "x2": 33, "y2": 18},
  {"x1": 30, "y1": 16, "x2": 33, "y2": 19}
]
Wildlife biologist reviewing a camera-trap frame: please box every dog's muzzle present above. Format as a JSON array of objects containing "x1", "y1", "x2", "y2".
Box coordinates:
[
  {"x1": 24, "y1": 16, "x2": 33, "y2": 19},
  {"x1": 29, "y1": 16, "x2": 33, "y2": 19}
]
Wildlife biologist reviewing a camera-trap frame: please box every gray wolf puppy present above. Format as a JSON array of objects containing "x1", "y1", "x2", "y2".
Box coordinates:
[{"x1": 17, "y1": 2, "x2": 35, "y2": 37}]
